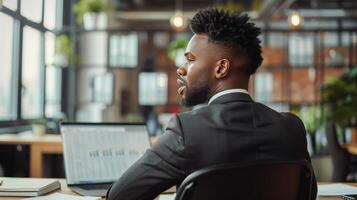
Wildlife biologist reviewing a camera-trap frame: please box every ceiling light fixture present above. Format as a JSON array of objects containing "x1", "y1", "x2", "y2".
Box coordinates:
[
  {"x1": 170, "y1": 0, "x2": 187, "y2": 31},
  {"x1": 288, "y1": 10, "x2": 303, "y2": 29}
]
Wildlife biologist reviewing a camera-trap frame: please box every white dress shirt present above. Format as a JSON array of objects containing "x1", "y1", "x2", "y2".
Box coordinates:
[{"x1": 208, "y1": 89, "x2": 250, "y2": 105}]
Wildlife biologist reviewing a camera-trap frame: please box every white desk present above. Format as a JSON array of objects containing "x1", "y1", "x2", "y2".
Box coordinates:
[{"x1": 0, "y1": 178, "x2": 173, "y2": 200}]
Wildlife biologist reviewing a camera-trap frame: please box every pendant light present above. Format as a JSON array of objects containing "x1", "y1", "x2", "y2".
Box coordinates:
[
  {"x1": 170, "y1": 0, "x2": 187, "y2": 31},
  {"x1": 288, "y1": 10, "x2": 303, "y2": 29}
]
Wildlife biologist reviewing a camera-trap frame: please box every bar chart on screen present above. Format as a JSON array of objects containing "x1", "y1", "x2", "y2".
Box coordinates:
[{"x1": 61, "y1": 124, "x2": 150, "y2": 184}]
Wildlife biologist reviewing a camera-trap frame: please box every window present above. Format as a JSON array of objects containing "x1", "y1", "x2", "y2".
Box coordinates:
[
  {"x1": 342, "y1": 32, "x2": 351, "y2": 47},
  {"x1": 289, "y1": 33, "x2": 314, "y2": 67},
  {"x1": 268, "y1": 32, "x2": 285, "y2": 48},
  {"x1": 109, "y1": 33, "x2": 138, "y2": 68},
  {"x1": 254, "y1": 72, "x2": 289, "y2": 112},
  {"x1": 91, "y1": 73, "x2": 114, "y2": 105},
  {"x1": 44, "y1": 0, "x2": 62, "y2": 30},
  {"x1": 45, "y1": 66, "x2": 62, "y2": 118},
  {"x1": 254, "y1": 72, "x2": 273, "y2": 103},
  {"x1": 0, "y1": 0, "x2": 63, "y2": 125},
  {"x1": 323, "y1": 32, "x2": 339, "y2": 47},
  {"x1": 20, "y1": 0, "x2": 43, "y2": 23},
  {"x1": 21, "y1": 26, "x2": 43, "y2": 119},
  {"x1": 45, "y1": 32, "x2": 62, "y2": 118},
  {"x1": 2, "y1": 0, "x2": 17, "y2": 11},
  {"x1": 323, "y1": 32, "x2": 347, "y2": 67},
  {"x1": 45, "y1": 32, "x2": 55, "y2": 65},
  {"x1": 139, "y1": 72, "x2": 168, "y2": 105},
  {"x1": 0, "y1": 13, "x2": 14, "y2": 120}
]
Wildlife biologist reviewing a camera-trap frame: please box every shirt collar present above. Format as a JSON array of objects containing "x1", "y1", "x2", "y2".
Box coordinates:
[{"x1": 208, "y1": 89, "x2": 250, "y2": 105}]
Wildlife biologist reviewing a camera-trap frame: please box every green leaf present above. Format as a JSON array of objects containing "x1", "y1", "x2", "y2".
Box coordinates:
[{"x1": 167, "y1": 38, "x2": 188, "y2": 61}]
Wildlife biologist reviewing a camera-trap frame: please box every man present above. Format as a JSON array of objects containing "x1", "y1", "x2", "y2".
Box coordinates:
[{"x1": 107, "y1": 8, "x2": 317, "y2": 200}]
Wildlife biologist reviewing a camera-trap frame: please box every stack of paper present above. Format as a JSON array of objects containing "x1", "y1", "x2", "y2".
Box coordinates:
[
  {"x1": 159, "y1": 194, "x2": 176, "y2": 200},
  {"x1": 0, "y1": 178, "x2": 60, "y2": 196},
  {"x1": 318, "y1": 183, "x2": 357, "y2": 196}
]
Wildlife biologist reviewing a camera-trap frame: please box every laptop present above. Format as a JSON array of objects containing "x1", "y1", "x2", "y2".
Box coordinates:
[{"x1": 60, "y1": 122, "x2": 151, "y2": 197}]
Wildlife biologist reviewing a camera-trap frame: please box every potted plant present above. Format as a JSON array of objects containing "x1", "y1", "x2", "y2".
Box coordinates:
[
  {"x1": 298, "y1": 105, "x2": 324, "y2": 155},
  {"x1": 54, "y1": 34, "x2": 74, "y2": 67},
  {"x1": 31, "y1": 118, "x2": 48, "y2": 136},
  {"x1": 323, "y1": 67, "x2": 357, "y2": 142},
  {"x1": 73, "y1": 0, "x2": 108, "y2": 30},
  {"x1": 167, "y1": 38, "x2": 188, "y2": 67}
]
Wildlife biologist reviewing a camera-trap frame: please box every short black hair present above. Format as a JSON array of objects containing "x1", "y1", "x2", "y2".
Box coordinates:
[{"x1": 190, "y1": 8, "x2": 263, "y2": 75}]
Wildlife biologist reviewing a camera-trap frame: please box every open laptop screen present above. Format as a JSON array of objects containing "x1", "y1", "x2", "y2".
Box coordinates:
[{"x1": 60, "y1": 122, "x2": 150, "y2": 185}]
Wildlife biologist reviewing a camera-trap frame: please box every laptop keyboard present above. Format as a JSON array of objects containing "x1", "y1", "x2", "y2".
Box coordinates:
[{"x1": 77, "y1": 184, "x2": 111, "y2": 190}]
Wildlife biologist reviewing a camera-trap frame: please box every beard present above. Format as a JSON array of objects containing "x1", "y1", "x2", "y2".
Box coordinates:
[{"x1": 180, "y1": 84, "x2": 210, "y2": 107}]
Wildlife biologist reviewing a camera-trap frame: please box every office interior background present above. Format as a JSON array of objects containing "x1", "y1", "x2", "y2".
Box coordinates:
[{"x1": 0, "y1": 0, "x2": 356, "y2": 181}]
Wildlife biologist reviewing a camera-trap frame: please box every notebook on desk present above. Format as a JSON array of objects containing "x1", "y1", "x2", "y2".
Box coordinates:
[
  {"x1": 0, "y1": 178, "x2": 60, "y2": 196},
  {"x1": 60, "y1": 122, "x2": 151, "y2": 197}
]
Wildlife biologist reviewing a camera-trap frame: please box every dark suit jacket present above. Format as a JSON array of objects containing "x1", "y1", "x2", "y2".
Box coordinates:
[{"x1": 106, "y1": 93, "x2": 317, "y2": 200}]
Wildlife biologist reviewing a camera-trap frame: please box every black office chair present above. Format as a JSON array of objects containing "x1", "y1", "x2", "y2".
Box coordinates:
[
  {"x1": 325, "y1": 121, "x2": 357, "y2": 181},
  {"x1": 175, "y1": 160, "x2": 314, "y2": 200}
]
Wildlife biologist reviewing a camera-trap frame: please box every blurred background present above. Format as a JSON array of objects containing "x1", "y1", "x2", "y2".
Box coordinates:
[{"x1": 0, "y1": 0, "x2": 356, "y2": 182}]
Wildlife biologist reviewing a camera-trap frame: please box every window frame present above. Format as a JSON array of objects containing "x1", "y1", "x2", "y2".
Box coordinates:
[
  {"x1": 0, "y1": 0, "x2": 63, "y2": 131},
  {"x1": 0, "y1": 12, "x2": 16, "y2": 121}
]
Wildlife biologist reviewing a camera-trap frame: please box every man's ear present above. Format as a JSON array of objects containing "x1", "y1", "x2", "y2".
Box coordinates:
[{"x1": 214, "y1": 59, "x2": 230, "y2": 79}]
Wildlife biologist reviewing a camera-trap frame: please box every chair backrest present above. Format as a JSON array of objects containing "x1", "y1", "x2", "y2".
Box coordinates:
[
  {"x1": 175, "y1": 160, "x2": 313, "y2": 200},
  {"x1": 325, "y1": 121, "x2": 350, "y2": 181}
]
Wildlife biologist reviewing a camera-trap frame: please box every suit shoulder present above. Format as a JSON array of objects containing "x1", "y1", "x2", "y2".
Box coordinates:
[
  {"x1": 280, "y1": 112, "x2": 303, "y2": 124},
  {"x1": 251, "y1": 103, "x2": 284, "y2": 126},
  {"x1": 176, "y1": 105, "x2": 210, "y2": 119},
  {"x1": 280, "y1": 112, "x2": 306, "y2": 131},
  {"x1": 165, "y1": 113, "x2": 182, "y2": 130},
  {"x1": 252, "y1": 103, "x2": 304, "y2": 128},
  {"x1": 253, "y1": 102, "x2": 281, "y2": 117}
]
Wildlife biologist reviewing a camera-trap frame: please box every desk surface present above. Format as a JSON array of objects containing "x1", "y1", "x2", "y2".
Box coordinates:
[
  {"x1": 345, "y1": 144, "x2": 357, "y2": 155},
  {"x1": 318, "y1": 182, "x2": 357, "y2": 200},
  {"x1": 0, "y1": 133, "x2": 62, "y2": 144},
  {"x1": 0, "y1": 178, "x2": 169, "y2": 200},
  {"x1": 0, "y1": 179, "x2": 354, "y2": 200}
]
